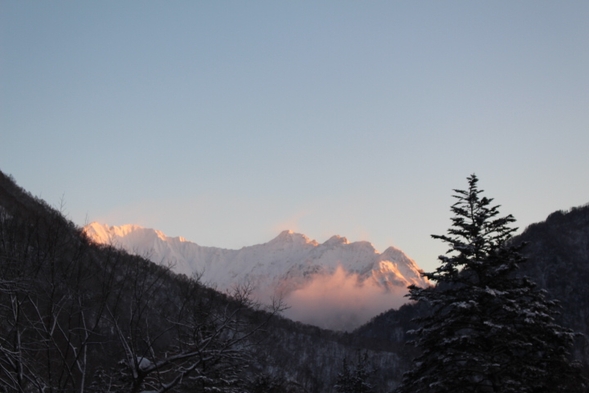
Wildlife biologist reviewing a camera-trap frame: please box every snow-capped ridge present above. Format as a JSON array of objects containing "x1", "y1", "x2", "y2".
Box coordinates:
[
  {"x1": 84, "y1": 223, "x2": 427, "y2": 288},
  {"x1": 83, "y1": 222, "x2": 429, "y2": 330},
  {"x1": 269, "y1": 229, "x2": 318, "y2": 247},
  {"x1": 325, "y1": 235, "x2": 349, "y2": 246}
]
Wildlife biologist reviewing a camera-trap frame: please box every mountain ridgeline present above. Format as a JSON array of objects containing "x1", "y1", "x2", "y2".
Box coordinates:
[
  {"x1": 1, "y1": 169, "x2": 588, "y2": 392},
  {"x1": 84, "y1": 222, "x2": 427, "y2": 331},
  {"x1": 356, "y1": 202, "x2": 589, "y2": 379},
  {"x1": 0, "y1": 171, "x2": 407, "y2": 392}
]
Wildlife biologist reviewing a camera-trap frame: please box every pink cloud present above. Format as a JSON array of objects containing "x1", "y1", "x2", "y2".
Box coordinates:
[{"x1": 282, "y1": 266, "x2": 409, "y2": 331}]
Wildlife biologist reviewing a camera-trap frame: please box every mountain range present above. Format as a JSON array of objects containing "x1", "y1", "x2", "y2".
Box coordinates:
[
  {"x1": 0, "y1": 170, "x2": 409, "y2": 392},
  {"x1": 84, "y1": 222, "x2": 428, "y2": 331},
  {"x1": 1, "y1": 169, "x2": 588, "y2": 391}
]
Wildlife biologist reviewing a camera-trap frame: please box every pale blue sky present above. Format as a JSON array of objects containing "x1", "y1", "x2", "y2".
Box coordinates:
[{"x1": 2, "y1": 1, "x2": 588, "y2": 272}]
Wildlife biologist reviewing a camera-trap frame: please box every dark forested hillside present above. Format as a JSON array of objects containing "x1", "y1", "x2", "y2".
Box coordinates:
[
  {"x1": 0, "y1": 170, "x2": 405, "y2": 392},
  {"x1": 4, "y1": 169, "x2": 586, "y2": 391},
  {"x1": 356, "y1": 202, "x2": 589, "y2": 382},
  {"x1": 0, "y1": 171, "x2": 275, "y2": 392},
  {"x1": 515, "y1": 204, "x2": 589, "y2": 365}
]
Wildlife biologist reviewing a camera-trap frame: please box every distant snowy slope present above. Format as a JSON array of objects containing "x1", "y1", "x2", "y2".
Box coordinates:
[{"x1": 84, "y1": 222, "x2": 428, "y2": 330}]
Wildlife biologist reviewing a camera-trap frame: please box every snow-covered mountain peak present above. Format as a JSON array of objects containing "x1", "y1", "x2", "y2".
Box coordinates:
[
  {"x1": 382, "y1": 245, "x2": 409, "y2": 260},
  {"x1": 83, "y1": 222, "x2": 429, "y2": 331},
  {"x1": 269, "y1": 229, "x2": 318, "y2": 247},
  {"x1": 85, "y1": 222, "x2": 189, "y2": 245},
  {"x1": 325, "y1": 234, "x2": 349, "y2": 246},
  {"x1": 84, "y1": 222, "x2": 136, "y2": 243}
]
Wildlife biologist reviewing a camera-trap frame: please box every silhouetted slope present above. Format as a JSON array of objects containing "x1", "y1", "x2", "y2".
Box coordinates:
[
  {"x1": 515, "y1": 204, "x2": 589, "y2": 365},
  {"x1": 0, "y1": 171, "x2": 61, "y2": 219},
  {"x1": 0, "y1": 170, "x2": 406, "y2": 392},
  {"x1": 355, "y1": 203, "x2": 589, "y2": 378}
]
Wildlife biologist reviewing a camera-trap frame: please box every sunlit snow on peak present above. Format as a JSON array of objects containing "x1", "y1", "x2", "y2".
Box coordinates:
[{"x1": 83, "y1": 222, "x2": 428, "y2": 331}]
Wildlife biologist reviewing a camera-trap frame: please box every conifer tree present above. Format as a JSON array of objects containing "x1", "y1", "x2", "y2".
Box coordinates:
[
  {"x1": 396, "y1": 174, "x2": 586, "y2": 393},
  {"x1": 335, "y1": 358, "x2": 353, "y2": 393},
  {"x1": 335, "y1": 353, "x2": 373, "y2": 393}
]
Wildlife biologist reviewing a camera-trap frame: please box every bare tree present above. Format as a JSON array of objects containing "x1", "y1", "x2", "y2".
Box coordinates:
[{"x1": 0, "y1": 187, "x2": 284, "y2": 393}]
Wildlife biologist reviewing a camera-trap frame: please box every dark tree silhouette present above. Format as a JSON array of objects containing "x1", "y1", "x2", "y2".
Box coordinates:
[
  {"x1": 0, "y1": 173, "x2": 281, "y2": 393},
  {"x1": 396, "y1": 174, "x2": 586, "y2": 393},
  {"x1": 335, "y1": 353, "x2": 373, "y2": 393}
]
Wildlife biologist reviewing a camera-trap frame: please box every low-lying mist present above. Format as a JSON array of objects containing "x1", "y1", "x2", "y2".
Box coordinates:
[{"x1": 280, "y1": 266, "x2": 409, "y2": 331}]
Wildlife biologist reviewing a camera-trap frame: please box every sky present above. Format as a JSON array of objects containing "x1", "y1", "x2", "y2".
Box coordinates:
[{"x1": 1, "y1": 1, "x2": 588, "y2": 273}]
